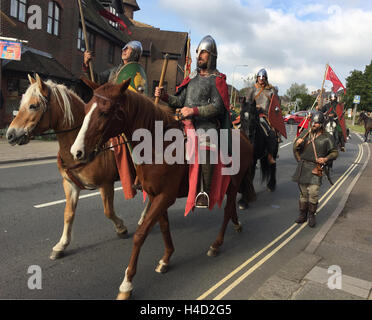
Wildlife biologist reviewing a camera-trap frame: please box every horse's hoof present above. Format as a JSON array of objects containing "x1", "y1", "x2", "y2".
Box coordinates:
[
  {"x1": 207, "y1": 246, "x2": 219, "y2": 257},
  {"x1": 117, "y1": 229, "x2": 128, "y2": 239},
  {"x1": 238, "y1": 199, "x2": 249, "y2": 210},
  {"x1": 116, "y1": 291, "x2": 131, "y2": 300},
  {"x1": 50, "y1": 250, "x2": 64, "y2": 260},
  {"x1": 267, "y1": 186, "x2": 276, "y2": 192},
  {"x1": 234, "y1": 222, "x2": 242, "y2": 233},
  {"x1": 155, "y1": 260, "x2": 169, "y2": 274}
]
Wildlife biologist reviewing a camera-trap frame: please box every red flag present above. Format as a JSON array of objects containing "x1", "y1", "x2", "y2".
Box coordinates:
[{"x1": 326, "y1": 65, "x2": 346, "y2": 94}]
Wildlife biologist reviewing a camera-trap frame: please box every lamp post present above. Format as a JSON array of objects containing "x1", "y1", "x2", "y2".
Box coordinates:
[{"x1": 230, "y1": 64, "x2": 249, "y2": 106}]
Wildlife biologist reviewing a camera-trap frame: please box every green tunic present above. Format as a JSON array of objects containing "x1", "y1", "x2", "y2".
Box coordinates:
[{"x1": 292, "y1": 129, "x2": 338, "y2": 185}]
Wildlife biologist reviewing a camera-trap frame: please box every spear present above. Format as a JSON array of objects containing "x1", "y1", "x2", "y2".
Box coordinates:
[{"x1": 77, "y1": 0, "x2": 95, "y2": 82}]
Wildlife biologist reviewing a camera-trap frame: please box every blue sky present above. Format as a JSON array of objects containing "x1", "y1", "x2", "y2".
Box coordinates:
[{"x1": 134, "y1": 0, "x2": 372, "y2": 96}]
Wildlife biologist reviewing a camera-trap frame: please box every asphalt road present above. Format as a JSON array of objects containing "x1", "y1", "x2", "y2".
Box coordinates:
[{"x1": 0, "y1": 125, "x2": 368, "y2": 300}]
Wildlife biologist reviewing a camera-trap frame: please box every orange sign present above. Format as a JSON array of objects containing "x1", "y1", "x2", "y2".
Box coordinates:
[{"x1": 0, "y1": 40, "x2": 22, "y2": 60}]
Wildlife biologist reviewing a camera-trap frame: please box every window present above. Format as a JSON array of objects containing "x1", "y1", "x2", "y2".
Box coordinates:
[
  {"x1": 47, "y1": 2, "x2": 61, "y2": 36},
  {"x1": 10, "y1": 0, "x2": 27, "y2": 22},
  {"x1": 108, "y1": 6, "x2": 118, "y2": 29},
  {"x1": 77, "y1": 27, "x2": 95, "y2": 52},
  {"x1": 108, "y1": 43, "x2": 115, "y2": 64}
]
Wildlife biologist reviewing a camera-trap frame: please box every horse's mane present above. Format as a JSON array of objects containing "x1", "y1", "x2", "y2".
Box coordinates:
[
  {"x1": 99, "y1": 83, "x2": 178, "y2": 133},
  {"x1": 21, "y1": 80, "x2": 85, "y2": 127}
]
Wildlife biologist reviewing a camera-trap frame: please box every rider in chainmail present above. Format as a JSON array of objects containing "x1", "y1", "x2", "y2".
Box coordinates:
[
  {"x1": 319, "y1": 93, "x2": 346, "y2": 152},
  {"x1": 245, "y1": 69, "x2": 279, "y2": 165},
  {"x1": 155, "y1": 35, "x2": 230, "y2": 208}
]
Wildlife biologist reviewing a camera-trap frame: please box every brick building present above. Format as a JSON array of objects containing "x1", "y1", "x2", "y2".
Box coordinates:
[
  {"x1": 0, "y1": 0, "x2": 130, "y2": 128},
  {"x1": 0, "y1": 0, "x2": 189, "y2": 129}
]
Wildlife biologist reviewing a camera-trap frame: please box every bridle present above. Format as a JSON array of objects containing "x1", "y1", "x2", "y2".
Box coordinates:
[
  {"x1": 26, "y1": 86, "x2": 81, "y2": 138},
  {"x1": 87, "y1": 93, "x2": 130, "y2": 159}
]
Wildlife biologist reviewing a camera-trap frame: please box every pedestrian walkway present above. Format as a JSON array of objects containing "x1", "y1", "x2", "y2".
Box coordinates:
[
  {"x1": 250, "y1": 140, "x2": 372, "y2": 300},
  {"x1": 0, "y1": 138, "x2": 58, "y2": 164}
]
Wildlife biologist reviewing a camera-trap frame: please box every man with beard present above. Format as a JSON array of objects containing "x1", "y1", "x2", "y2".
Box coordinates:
[
  {"x1": 154, "y1": 35, "x2": 231, "y2": 208},
  {"x1": 245, "y1": 69, "x2": 279, "y2": 165},
  {"x1": 292, "y1": 111, "x2": 338, "y2": 228}
]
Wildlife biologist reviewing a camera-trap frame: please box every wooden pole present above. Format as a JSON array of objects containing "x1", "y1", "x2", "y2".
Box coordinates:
[
  {"x1": 318, "y1": 63, "x2": 329, "y2": 110},
  {"x1": 77, "y1": 0, "x2": 95, "y2": 82},
  {"x1": 184, "y1": 36, "x2": 191, "y2": 79},
  {"x1": 154, "y1": 54, "x2": 169, "y2": 105}
]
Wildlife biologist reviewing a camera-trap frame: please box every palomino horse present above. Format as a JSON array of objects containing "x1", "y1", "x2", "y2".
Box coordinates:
[
  {"x1": 70, "y1": 79, "x2": 256, "y2": 299},
  {"x1": 6, "y1": 74, "x2": 130, "y2": 260},
  {"x1": 358, "y1": 112, "x2": 372, "y2": 142},
  {"x1": 239, "y1": 99, "x2": 278, "y2": 202}
]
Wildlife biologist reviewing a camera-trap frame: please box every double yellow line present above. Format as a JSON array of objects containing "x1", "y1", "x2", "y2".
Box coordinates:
[{"x1": 197, "y1": 143, "x2": 364, "y2": 300}]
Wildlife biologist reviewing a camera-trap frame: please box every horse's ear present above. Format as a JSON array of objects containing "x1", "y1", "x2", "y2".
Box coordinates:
[
  {"x1": 119, "y1": 78, "x2": 131, "y2": 95},
  {"x1": 28, "y1": 74, "x2": 36, "y2": 84},
  {"x1": 80, "y1": 76, "x2": 100, "y2": 90},
  {"x1": 35, "y1": 73, "x2": 48, "y2": 96}
]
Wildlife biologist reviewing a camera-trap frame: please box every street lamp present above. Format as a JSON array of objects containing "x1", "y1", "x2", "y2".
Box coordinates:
[{"x1": 230, "y1": 64, "x2": 249, "y2": 106}]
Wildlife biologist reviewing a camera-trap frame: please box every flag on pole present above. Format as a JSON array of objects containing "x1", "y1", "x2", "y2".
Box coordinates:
[
  {"x1": 91, "y1": 0, "x2": 132, "y2": 35},
  {"x1": 325, "y1": 65, "x2": 346, "y2": 94},
  {"x1": 184, "y1": 35, "x2": 191, "y2": 79}
]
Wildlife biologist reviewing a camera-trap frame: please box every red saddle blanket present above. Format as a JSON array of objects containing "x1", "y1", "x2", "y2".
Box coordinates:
[
  {"x1": 183, "y1": 120, "x2": 231, "y2": 216},
  {"x1": 110, "y1": 135, "x2": 137, "y2": 200}
]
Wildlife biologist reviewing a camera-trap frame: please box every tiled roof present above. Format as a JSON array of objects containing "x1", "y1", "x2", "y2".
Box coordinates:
[
  {"x1": 131, "y1": 26, "x2": 188, "y2": 56},
  {"x1": 123, "y1": 0, "x2": 140, "y2": 11}
]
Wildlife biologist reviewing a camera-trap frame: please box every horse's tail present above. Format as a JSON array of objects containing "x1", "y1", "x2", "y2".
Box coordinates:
[{"x1": 259, "y1": 156, "x2": 271, "y2": 184}]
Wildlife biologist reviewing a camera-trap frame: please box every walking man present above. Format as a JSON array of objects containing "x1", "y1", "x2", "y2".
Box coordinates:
[{"x1": 292, "y1": 111, "x2": 338, "y2": 227}]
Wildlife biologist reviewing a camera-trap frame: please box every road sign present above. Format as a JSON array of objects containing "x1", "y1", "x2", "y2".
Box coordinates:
[{"x1": 353, "y1": 95, "x2": 361, "y2": 104}]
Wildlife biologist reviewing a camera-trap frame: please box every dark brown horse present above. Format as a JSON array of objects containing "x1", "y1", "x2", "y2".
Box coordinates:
[
  {"x1": 358, "y1": 112, "x2": 372, "y2": 142},
  {"x1": 70, "y1": 79, "x2": 256, "y2": 299},
  {"x1": 6, "y1": 74, "x2": 131, "y2": 260}
]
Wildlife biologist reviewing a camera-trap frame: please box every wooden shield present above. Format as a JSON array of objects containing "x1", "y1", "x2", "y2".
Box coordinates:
[
  {"x1": 115, "y1": 62, "x2": 148, "y2": 96},
  {"x1": 268, "y1": 94, "x2": 287, "y2": 138},
  {"x1": 336, "y1": 103, "x2": 347, "y2": 141}
]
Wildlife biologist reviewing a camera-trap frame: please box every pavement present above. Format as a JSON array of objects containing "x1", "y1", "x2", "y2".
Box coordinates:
[
  {"x1": 0, "y1": 138, "x2": 59, "y2": 164},
  {"x1": 1, "y1": 135, "x2": 372, "y2": 300}
]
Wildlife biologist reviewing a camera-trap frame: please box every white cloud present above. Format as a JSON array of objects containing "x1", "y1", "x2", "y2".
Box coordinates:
[{"x1": 158, "y1": 0, "x2": 372, "y2": 95}]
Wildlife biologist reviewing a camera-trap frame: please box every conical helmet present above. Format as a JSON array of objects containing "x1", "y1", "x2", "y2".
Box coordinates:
[
  {"x1": 196, "y1": 35, "x2": 218, "y2": 71},
  {"x1": 122, "y1": 41, "x2": 143, "y2": 62}
]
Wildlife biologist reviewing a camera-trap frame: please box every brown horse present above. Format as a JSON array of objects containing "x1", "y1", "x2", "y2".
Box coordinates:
[
  {"x1": 70, "y1": 79, "x2": 256, "y2": 299},
  {"x1": 358, "y1": 112, "x2": 372, "y2": 142},
  {"x1": 6, "y1": 74, "x2": 130, "y2": 260}
]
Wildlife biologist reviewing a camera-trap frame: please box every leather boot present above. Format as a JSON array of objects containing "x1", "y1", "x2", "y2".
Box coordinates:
[
  {"x1": 308, "y1": 202, "x2": 317, "y2": 228},
  {"x1": 295, "y1": 201, "x2": 308, "y2": 224}
]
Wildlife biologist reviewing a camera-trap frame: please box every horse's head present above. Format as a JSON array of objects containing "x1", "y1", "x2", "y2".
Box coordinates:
[
  {"x1": 240, "y1": 98, "x2": 258, "y2": 140},
  {"x1": 6, "y1": 74, "x2": 52, "y2": 145},
  {"x1": 70, "y1": 79, "x2": 131, "y2": 162}
]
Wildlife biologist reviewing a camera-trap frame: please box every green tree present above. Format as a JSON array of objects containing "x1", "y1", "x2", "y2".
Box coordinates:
[
  {"x1": 345, "y1": 60, "x2": 372, "y2": 112},
  {"x1": 293, "y1": 93, "x2": 316, "y2": 110},
  {"x1": 286, "y1": 83, "x2": 308, "y2": 101}
]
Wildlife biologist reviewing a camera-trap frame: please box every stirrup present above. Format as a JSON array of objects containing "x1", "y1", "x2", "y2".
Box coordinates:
[{"x1": 195, "y1": 191, "x2": 210, "y2": 208}]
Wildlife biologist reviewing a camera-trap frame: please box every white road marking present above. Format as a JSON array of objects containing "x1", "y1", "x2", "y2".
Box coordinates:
[{"x1": 34, "y1": 186, "x2": 123, "y2": 208}]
